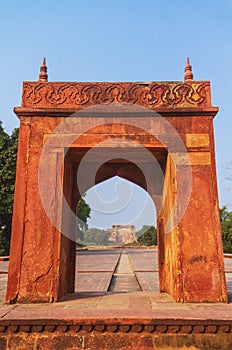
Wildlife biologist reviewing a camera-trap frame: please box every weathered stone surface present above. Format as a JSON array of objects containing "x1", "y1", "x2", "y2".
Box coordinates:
[
  {"x1": 8, "y1": 335, "x2": 35, "y2": 350},
  {"x1": 186, "y1": 133, "x2": 210, "y2": 147},
  {"x1": 0, "y1": 337, "x2": 7, "y2": 350},
  {"x1": 1, "y1": 332, "x2": 232, "y2": 350}
]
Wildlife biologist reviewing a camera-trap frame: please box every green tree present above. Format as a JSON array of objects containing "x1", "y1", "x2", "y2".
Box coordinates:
[
  {"x1": 76, "y1": 196, "x2": 91, "y2": 241},
  {"x1": 84, "y1": 227, "x2": 111, "y2": 246},
  {"x1": 0, "y1": 123, "x2": 18, "y2": 256},
  {"x1": 136, "y1": 225, "x2": 157, "y2": 246},
  {"x1": 220, "y1": 206, "x2": 232, "y2": 253}
]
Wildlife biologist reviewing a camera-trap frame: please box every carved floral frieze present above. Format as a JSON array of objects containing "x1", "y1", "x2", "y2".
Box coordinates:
[{"x1": 22, "y1": 81, "x2": 211, "y2": 109}]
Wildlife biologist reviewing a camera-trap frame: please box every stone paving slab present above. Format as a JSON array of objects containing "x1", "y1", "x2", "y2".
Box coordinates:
[
  {"x1": 109, "y1": 275, "x2": 141, "y2": 292},
  {"x1": 0, "y1": 275, "x2": 7, "y2": 289},
  {"x1": 75, "y1": 272, "x2": 112, "y2": 292},
  {"x1": 225, "y1": 258, "x2": 232, "y2": 272},
  {"x1": 76, "y1": 249, "x2": 121, "y2": 272},
  {"x1": 126, "y1": 248, "x2": 158, "y2": 271},
  {"x1": 0, "y1": 275, "x2": 7, "y2": 303},
  {"x1": 136, "y1": 272, "x2": 159, "y2": 292},
  {"x1": 0, "y1": 261, "x2": 8, "y2": 273},
  {"x1": 0, "y1": 304, "x2": 16, "y2": 318}
]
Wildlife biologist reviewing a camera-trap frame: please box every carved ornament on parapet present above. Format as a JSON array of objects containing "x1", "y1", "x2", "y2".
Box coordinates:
[{"x1": 22, "y1": 81, "x2": 211, "y2": 109}]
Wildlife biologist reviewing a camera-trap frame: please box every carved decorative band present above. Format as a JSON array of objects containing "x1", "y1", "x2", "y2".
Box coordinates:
[
  {"x1": 22, "y1": 81, "x2": 211, "y2": 109},
  {"x1": 0, "y1": 322, "x2": 231, "y2": 334}
]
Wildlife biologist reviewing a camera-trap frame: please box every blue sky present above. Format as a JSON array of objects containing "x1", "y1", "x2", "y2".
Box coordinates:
[{"x1": 0, "y1": 1, "x2": 232, "y2": 228}]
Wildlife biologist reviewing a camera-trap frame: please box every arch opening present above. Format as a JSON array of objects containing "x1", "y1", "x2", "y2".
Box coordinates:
[
  {"x1": 61, "y1": 147, "x2": 167, "y2": 297},
  {"x1": 75, "y1": 176, "x2": 158, "y2": 294}
]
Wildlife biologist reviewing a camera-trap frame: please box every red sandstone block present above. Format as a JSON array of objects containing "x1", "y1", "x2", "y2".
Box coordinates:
[
  {"x1": 8, "y1": 335, "x2": 35, "y2": 350},
  {"x1": 36, "y1": 335, "x2": 83, "y2": 350}
]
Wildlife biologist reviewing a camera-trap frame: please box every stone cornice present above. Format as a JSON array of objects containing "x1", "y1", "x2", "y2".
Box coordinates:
[{"x1": 0, "y1": 319, "x2": 231, "y2": 334}]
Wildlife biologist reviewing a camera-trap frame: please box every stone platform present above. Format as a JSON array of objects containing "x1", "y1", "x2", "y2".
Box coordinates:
[{"x1": 1, "y1": 248, "x2": 232, "y2": 349}]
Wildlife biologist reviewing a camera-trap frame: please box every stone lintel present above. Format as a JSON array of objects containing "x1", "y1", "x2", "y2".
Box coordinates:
[{"x1": 14, "y1": 106, "x2": 219, "y2": 118}]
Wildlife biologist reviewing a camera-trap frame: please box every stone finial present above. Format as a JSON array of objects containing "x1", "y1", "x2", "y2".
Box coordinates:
[
  {"x1": 184, "y1": 57, "x2": 193, "y2": 81},
  {"x1": 39, "y1": 57, "x2": 48, "y2": 82}
]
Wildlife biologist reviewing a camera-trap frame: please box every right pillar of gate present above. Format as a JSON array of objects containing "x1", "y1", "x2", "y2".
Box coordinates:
[{"x1": 158, "y1": 115, "x2": 228, "y2": 303}]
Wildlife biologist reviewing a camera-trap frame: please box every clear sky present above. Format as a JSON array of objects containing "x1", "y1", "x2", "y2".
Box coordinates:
[{"x1": 0, "y1": 1, "x2": 232, "y2": 229}]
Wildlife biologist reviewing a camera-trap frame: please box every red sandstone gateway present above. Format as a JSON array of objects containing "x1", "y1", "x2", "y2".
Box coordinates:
[{"x1": 6, "y1": 58, "x2": 227, "y2": 303}]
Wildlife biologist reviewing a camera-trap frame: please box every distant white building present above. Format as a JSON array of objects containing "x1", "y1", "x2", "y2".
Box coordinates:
[{"x1": 107, "y1": 225, "x2": 137, "y2": 244}]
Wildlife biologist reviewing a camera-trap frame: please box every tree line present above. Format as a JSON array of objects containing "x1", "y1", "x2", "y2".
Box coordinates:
[
  {"x1": 76, "y1": 225, "x2": 157, "y2": 247},
  {"x1": 0, "y1": 123, "x2": 231, "y2": 254},
  {"x1": 0, "y1": 123, "x2": 18, "y2": 255}
]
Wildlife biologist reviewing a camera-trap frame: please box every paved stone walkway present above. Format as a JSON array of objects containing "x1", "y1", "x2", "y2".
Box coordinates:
[
  {"x1": 75, "y1": 249, "x2": 121, "y2": 292},
  {"x1": 1, "y1": 249, "x2": 232, "y2": 350},
  {"x1": 1, "y1": 248, "x2": 232, "y2": 302},
  {"x1": 127, "y1": 249, "x2": 159, "y2": 292}
]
